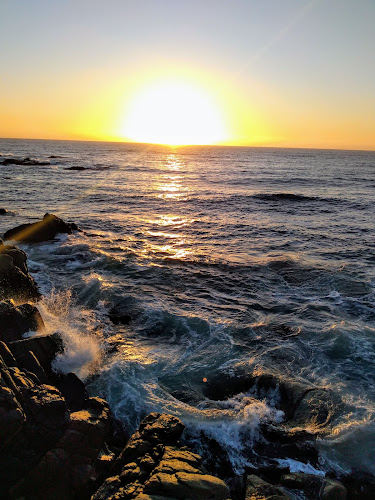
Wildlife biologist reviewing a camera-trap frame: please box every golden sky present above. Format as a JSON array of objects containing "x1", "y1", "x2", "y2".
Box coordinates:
[{"x1": 1, "y1": 0, "x2": 374, "y2": 150}]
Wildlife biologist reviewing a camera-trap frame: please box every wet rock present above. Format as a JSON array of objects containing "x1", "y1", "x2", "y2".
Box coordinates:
[
  {"x1": 93, "y1": 413, "x2": 230, "y2": 500},
  {"x1": 65, "y1": 166, "x2": 86, "y2": 170},
  {"x1": 0, "y1": 244, "x2": 40, "y2": 301},
  {"x1": 9, "y1": 331, "x2": 63, "y2": 375},
  {"x1": 288, "y1": 389, "x2": 337, "y2": 430},
  {"x1": 108, "y1": 296, "x2": 142, "y2": 324},
  {"x1": 0, "y1": 157, "x2": 50, "y2": 166},
  {"x1": 1, "y1": 246, "x2": 28, "y2": 274},
  {"x1": 245, "y1": 474, "x2": 291, "y2": 499},
  {"x1": 3, "y1": 212, "x2": 78, "y2": 243},
  {"x1": 259, "y1": 425, "x2": 319, "y2": 465},
  {"x1": 58, "y1": 372, "x2": 88, "y2": 411},
  {"x1": 0, "y1": 208, "x2": 8, "y2": 215},
  {"x1": 204, "y1": 370, "x2": 339, "y2": 431},
  {"x1": 280, "y1": 473, "x2": 347, "y2": 499},
  {"x1": 0, "y1": 300, "x2": 44, "y2": 343}
]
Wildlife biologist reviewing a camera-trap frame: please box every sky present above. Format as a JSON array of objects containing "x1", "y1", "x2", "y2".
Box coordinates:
[{"x1": 0, "y1": 0, "x2": 374, "y2": 149}]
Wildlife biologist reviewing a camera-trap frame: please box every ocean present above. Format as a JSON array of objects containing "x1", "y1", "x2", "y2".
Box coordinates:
[{"x1": 1, "y1": 138, "x2": 374, "y2": 479}]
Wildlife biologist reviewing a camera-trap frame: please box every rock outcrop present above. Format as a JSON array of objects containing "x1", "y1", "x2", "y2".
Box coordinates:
[
  {"x1": 3, "y1": 213, "x2": 78, "y2": 244},
  {"x1": 0, "y1": 157, "x2": 50, "y2": 166},
  {"x1": 93, "y1": 412, "x2": 230, "y2": 500}
]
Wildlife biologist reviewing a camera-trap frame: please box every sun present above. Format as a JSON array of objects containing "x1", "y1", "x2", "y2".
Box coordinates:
[{"x1": 120, "y1": 78, "x2": 227, "y2": 146}]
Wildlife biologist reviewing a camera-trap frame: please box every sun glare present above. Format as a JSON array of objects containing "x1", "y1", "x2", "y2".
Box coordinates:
[{"x1": 121, "y1": 79, "x2": 227, "y2": 146}]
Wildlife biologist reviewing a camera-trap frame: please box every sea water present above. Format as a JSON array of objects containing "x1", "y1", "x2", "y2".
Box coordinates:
[{"x1": 1, "y1": 138, "x2": 374, "y2": 476}]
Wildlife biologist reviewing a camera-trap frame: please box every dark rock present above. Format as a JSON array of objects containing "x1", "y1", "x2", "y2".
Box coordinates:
[
  {"x1": 0, "y1": 157, "x2": 50, "y2": 166},
  {"x1": 9, "y1": 331, "x2": 63, "y2": 376},
  {"x1": 108, "y1": 296, "x2": 142, "y2": 325},
  {"x1": 340, "y1": 470, "x2": 375, "y2": 499},
  {"x1": 21, "y1": 350, "x2": 48, "y2": 383},
  {"x1": 65, "y1": 166, "x2": 86, "y2": 170},
  {"x1": 280, "y1": 473, "x2": 347, "y2": 499},
  {"x1": 3, "y1": 213, "x2": 77, "y2": 243},
  {"x1": 0, "y1": 358, "x2": 27, "y2": 450},
  {"x1": 0, "y1": 360, "x2": 69, "y2": 490},
  {"x1": 204, "y1": 370, "x2": 339, "y2": 431},
  {"x1": 0, "y1": 300, "x2": 44, "y2": 343},
  {"x1": 246, "y1": 474, "x2": 291, "y2": 499},
  {"x1": 0, "y1": 244, "x2": 40, "y2": 301},
  {"x1": 0, "y1": 341, "x2": 18, "y2": 366},
  {"x1": 94, "y1": 412, "x2": 230, "y2": 500},
  {"x1": 0, "y1": 208, "x2": 7, "y2": 214},
  {"x1": 58, "y1": 372, "x2": 88, "y2": 411},
  {"x1": 10, "y1": 397, "x2": 112, "y2": 499}
]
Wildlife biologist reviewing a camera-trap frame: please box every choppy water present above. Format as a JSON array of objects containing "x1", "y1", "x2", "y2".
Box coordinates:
[{"x1": 1, "y1": 138, "x2": 375, "y2": 478}]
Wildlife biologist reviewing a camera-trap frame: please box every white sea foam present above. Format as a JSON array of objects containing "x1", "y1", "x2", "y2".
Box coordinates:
[{"x1": 36, "y1": 289, "x2": 103, "y2": 380}]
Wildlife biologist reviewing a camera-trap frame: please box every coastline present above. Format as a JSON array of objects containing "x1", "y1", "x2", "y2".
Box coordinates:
[{"x1": 1, "y1": 211, "x2": 374, "y2": 499}]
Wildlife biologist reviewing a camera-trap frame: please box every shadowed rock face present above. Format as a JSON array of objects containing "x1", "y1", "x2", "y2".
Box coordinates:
[
  {"x1": 0, "y1": 300, "x2": 44, "y2": 343},
  {"x1": 93, "y1": 412, "x2": 230, "y2": 500},
  {"x1": 0, "y1": 243, "x2": 40, "y2": 302}
]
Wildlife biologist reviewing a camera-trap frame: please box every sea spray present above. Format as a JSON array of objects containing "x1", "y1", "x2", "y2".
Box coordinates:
[{"x1": 36, "y1": 288, "x2": 103, "y2": 380}]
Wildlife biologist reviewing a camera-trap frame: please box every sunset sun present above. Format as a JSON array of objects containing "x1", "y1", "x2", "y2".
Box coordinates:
[{"x1": 121, "y1": 79, "x2": 227, "y2": 146}]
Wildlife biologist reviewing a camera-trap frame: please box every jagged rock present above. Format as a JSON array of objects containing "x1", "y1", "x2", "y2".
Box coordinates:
[
  {"x1": 0, "y1": 359, "x2": 69, "y2": 490},
  {"x1": 0, "y1": 359, "x2": 26, "y2": 450},
  {"x1": 0, "y1": 300, "x2": 44, "y2": 343},
  {"x1": 58, "y1": 372, "x2": 88, "y2": 411},
  {"x1": 3, "y1": 213, "x2": 78, "y2": 243},
  {"x1": 0, "y1": 341, "x2": 18, "y2": 366},
  {"x1": 0, "y1": 157, "x2": 50, "y2": 166},
  {"x1": 0, "y1": 244, "x2": 40, "y2": 301},
  {"x1": 93, "y1": 413, "x2": 230, "y2": 500},
  {"x1": 245, "y1": 474, "x2": 291, "y2": 499},
  {"x1": 9, "y1": 331, "x2": 63, "y2": 375},
  {"x1": 10, "y1": 397, "x2": 112, "y2": 500}
]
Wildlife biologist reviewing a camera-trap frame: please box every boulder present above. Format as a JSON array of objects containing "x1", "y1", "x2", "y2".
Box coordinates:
[
  {"x1": 0, "y1": 300, "x2": 44, "y2": 343},
  {"x1": 93, "y1": 413, "x2": 230, "y2": 500},
  {"x1": 3, "y1": 213, "x2": 78, "y2": 243},
  {"x1": 0, "y1": 208, "x2": 8, "y2": 214},
  {"x1": 9, "y1": 331, "x2": 63, "y2": 375},
  {"x1": 0, "y1": 244, "x2": 29, "y2": 274},
  {"x1": 65, "y1": 166, "x2": 86, "y2": 171}
]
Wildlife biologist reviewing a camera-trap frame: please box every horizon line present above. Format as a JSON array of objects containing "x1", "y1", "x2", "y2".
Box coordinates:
[{"x1": 0, "y1": 136, "x2": 374, "y2": 153}]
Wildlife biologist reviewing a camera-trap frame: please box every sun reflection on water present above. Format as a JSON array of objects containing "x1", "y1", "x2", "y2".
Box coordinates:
[
  {"x1": 142, "y1": 153, "x2": 196, "y2": 262},
  {"x1": 154, "y1": 154, "x2": 190, "y2": 200}
]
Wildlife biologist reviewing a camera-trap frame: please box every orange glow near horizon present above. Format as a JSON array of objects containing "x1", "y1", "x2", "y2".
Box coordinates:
[{"x1": 119, "y1": 78, "x2": 228, "y2": 146}]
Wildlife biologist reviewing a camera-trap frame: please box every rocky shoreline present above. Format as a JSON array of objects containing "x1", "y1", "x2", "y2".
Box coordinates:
[{"x1": 0, "y1": 213, "x2": 374, "y2": 499}]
